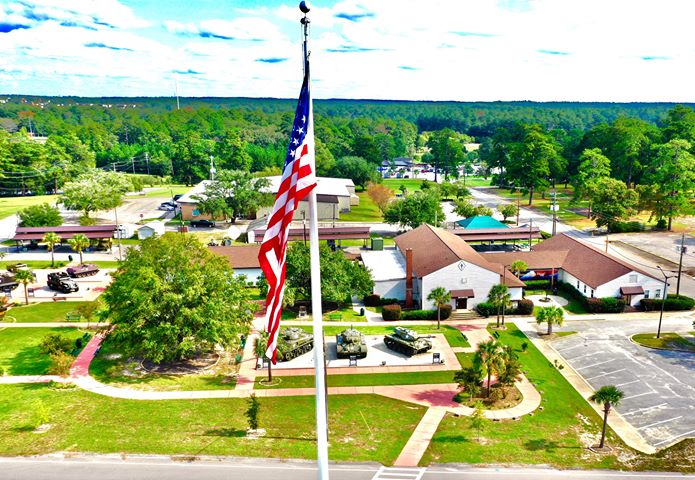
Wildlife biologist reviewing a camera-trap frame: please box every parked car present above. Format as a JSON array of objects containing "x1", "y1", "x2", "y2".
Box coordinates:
[
  {"x1": 190, "y1": 219, "x2": 215, "y2": 228},
  {"x1": 158, "y1": 203, "x2": 175, "y2": 211}
]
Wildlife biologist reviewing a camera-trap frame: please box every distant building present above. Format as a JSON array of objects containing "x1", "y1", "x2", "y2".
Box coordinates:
[
  {"x1": 137, "y1": 221, "x2": 165, "y2": 240},
  {"x1": 209, "y1": 245, "x2": 262, "y2": 283},
  {"x1": 382, "y1": 157, "x2": 413, "y2": 169},
  {"x1": 455, "y1": 216, "x2": 509, "y2": 229}
]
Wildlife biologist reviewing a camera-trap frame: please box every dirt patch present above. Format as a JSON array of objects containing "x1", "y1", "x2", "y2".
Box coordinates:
[{"x1": 141, "y1": 352, "x2": 220, "y2": 375}]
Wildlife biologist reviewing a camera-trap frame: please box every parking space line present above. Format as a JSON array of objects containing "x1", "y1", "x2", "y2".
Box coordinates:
[
  {"x1": 555, "y1": 343, "x2": 585, "y2": 353},
  {"x1": 615, "y1": 379, "x2": 640, "y2": 387},
  {"x1": 565, "y1": 351, "x2": 601, "y2": 361},
  {"x1": 576, "y1": 359, "x2": 613, "y2": 370},
  {"x1": 637, "y1": 416, "x2": 683, "y2": 431},
  {"x1": 623, "y1": 391, "x2": 656, "y2": 400},
  {"x1": 585, "y1": 368, "x2": 626, "y2": 381},
  {"x1": 654, "y1": 429, "x2": 695, "y2": 447},
  {"x1": 623, "y1": 403, "x2": 667, "y2": 416}
]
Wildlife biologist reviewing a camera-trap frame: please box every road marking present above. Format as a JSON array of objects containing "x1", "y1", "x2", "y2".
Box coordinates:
[
  {"x1": 653, "y1": 428, "x2": 695, "y2": 447},
  {"x1": 372, "y1": 466, "x2": 426, "y2": 480},
  {"x1": 555, "y1": 343, "x2": 585, "y2": 353},
  {"x1": 637, "y1": 416, "x2": 683, "y2": 431},
  {"x1": 615, "y1": 379, "x2": 641, "y2": 387},
  {"x1": 623, "y1": 391, "x2": 656, "y2": 400},
  {"x1": 585, "y1": 368, "x2": 626, "y2": 381},
  {"x1": 622, "y1": 403, "x2": 668, "y2": 416},
  {"x1": 564, "y1": 351, "x2": 600, "y2": 361},
  {"x1": 575, "y1": 359, "x2": 613, "y2": 370}
]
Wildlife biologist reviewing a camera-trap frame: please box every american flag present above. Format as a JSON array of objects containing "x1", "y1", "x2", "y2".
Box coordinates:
[{"x1": 258, "y1": 73, "x2": 316, "y2": 363}]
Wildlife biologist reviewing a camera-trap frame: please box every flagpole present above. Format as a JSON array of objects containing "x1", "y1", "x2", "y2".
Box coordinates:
[{"x1": 300, "y1": 2, "x2": 330, "y2": 479}]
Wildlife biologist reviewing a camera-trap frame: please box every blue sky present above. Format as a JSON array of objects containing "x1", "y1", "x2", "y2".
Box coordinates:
[{"x1": 1, "y1": 0, "x2": 694, "y2": 101}]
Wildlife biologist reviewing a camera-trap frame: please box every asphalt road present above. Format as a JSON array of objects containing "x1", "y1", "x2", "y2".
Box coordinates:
[{"x1": 1, "y1": 457, "x2": 693, "y2": 480}]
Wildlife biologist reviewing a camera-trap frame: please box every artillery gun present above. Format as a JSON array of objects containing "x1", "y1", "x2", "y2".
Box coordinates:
[
  {"x1": 277, "y1": 327, "x2": 314, "y2": 361},
  {"x1": 67, "y1": 264, "x2": 100, "y2": 278},
  {"x1": 336, "y1": 328, "x2": 368, "y2": 359},
  {"x1": 384, "y1": 327, "x2": 432, "y2": 357}
]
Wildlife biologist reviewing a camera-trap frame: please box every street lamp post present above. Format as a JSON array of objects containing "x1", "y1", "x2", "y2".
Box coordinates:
[{"x1": 656, "y1": 266, "x2": 676, "y2": 339}]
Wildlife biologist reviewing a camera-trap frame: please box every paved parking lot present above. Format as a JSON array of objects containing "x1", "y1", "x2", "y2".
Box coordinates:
[{"x1": 553, "y1": 322, "x2": 695, "y2": 449}]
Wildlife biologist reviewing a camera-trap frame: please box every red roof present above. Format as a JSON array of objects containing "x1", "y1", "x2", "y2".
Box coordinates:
[
  {"x1": 253, "y1": 226, "x2": 370, "y2": 242},
  {"x1": 13, "y1": 225, "x2": 117, "y2": 241},
  {"x1": 449, "y1": 227, "x2": 542, "y2": 242},
  {"x1": 209, "y1": 245, "x2": 261, "y2": 269}
]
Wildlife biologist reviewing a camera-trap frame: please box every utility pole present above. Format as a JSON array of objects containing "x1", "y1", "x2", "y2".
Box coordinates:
[
  {"x1": 676, "y1": 232, "x2": 686, "y2": 296},
  {"x1": 528, "y1": 218, "x2": 533, "y2": 250},
  {"x1": 516, "y1": 188, "x2": 520, "y2": 227},
  {"x1": 656, "y1": 266, "x2": 676, "y2": 339},
  {"x1": 551, "y1": 187, "x2": 557, "y2": 236},
  {"x1": 114, "y1": 206, "x2": 123, "y2": 261},
  {"x1": 131, "y1": 157, "x2": 135, "y2": 174},
  {"x1": 605, "y1": 232, "x2": 609, "y2": 253},
  {"x1": 145, "y1": 152, "x2": 150, "y2": 175}
]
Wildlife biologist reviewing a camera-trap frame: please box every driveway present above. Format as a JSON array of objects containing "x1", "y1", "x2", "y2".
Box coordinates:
[{"x1": 551, "y1": 316, "x2": 695, "y2": 449}]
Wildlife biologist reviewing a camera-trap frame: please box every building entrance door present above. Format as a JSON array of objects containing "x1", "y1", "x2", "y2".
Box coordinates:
[{"x1": 455, "y1": 297, "x2": 467, "y2": 310}]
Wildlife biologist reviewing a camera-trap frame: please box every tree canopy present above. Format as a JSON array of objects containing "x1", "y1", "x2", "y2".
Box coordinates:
[
  {"x1": 193, "y1": 169, "x2": 272, "y2": 223},
  {"x1": 18, "y1": 203, "x2": 62, "y2": 227},
  {"x1": 60, "y1": 169, "x2": 133, "y2": 220},
  {"x1": 384, "y1": 190, "x2": 444, "y2": 229}
]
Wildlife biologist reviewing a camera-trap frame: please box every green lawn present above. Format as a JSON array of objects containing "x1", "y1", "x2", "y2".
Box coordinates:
[
  {"x1": 339, "y1": 192, "x2": 383, "y2": 222},
  {"x1": 632, "y1": 333, "x2": 695, "y2": 353},
  {"x1": 141, "y1": 185, "x2": 191, "y2": 198},
  {"x1": 293, "y1": 325, "x2": 470, "y2": 348},
  {"x1": 383, "y1": 178, "x2": 425, "y2": 193},
  {"x1": 3, "y1": 302, "x2": 94, "y2": 323},
  {"x1": 89, "y1": 336, "x2": 238, "y2": 391},
  {"x1": 323, "y1": 305, "x2": 367, "y2": 322},
  {"x1": 423, "y1": 323, "x2": 625, "y2": 469},
  {"x1": 88, "y1": 261, "x2": 120, "y2": 269},
  {"x1": 256, "y1": 370, "x2": 457, "y2": 389},
  {"x1": 0, "y1": 385, "x2": 424, "y2": 464},
  {"x1": 0, "y1": 195, "x2": 58, "y2": 220},
  {"x1": 0, "y1": 327, "x2": 86, "y2": 375},
  {"x1": 0, "y1": 260, "x2": 68, "y2": 270}
]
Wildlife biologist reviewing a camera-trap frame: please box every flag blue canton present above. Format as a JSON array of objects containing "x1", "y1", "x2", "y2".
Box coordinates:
[{"x1": 285, "y1": 78, "x2": 310, "y2": 168}]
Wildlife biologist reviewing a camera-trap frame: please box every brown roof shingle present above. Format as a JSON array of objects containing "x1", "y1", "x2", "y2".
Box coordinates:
[
  {"x1": 482, "y1": 250, "x2": 569, "y2": 270},
  {"x1": 209, "y1": 245, "x2": 261, "y2": 269}
]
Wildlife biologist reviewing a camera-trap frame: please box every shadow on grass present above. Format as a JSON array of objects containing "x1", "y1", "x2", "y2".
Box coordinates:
[
  {"x1": 10, "y1": 345, "x2": 50, "y2": 376},
  {"x1": 11, "y1": 425, "x2": 35, "y2": 433},
  {"x1": 204, "y1": 428, "x2": 247, "y2": 438},
  {"x1": 433, "y1": 434, "x2": 471, "y2": 444},
  {"x1": 523, "y1": 439, "x2": 581, "y2": 452}
]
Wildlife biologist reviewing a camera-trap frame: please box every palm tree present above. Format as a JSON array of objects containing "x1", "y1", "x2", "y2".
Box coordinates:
[
  {"x1": 497, "y1": 345, "x2": 522, "y2": 397},
  {"x1": 68, "y1": 233, "x2": 90, "y2": 264},
  {"x1": 254, "y1": 332, "x2": 272, "y2": 383},
  {"x1": 510, "y1": 260, "x2": 528, "y2": 278},
  {"x1": 14, "y1": 269, "x2": 34, "y2": 305},
  {"x1": 454, "y1": 364, "x2": 483, "y2": 401},
  {"x1": 42, "y1": 232, "x2": 61, "y2": 267},
  {"x1": 427, "y1": 286, "x2": 451, "y2": 329},
  {"x1": 474, "y1": 339, "x2": 503, "y2": 398},
  {"x1": 535, "y1": 305, "x2": 564, "y2": 335},
  {"x1": 488, "y1": 284, "x2": 511, "y2": 328},
  {"x1": 589, "y1": 385, "x2": 624, "y2": 449}
]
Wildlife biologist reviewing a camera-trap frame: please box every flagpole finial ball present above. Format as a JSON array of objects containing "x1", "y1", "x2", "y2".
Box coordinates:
[{"x1": 299, "y1": 1, "x2": 311, "y2": 13}]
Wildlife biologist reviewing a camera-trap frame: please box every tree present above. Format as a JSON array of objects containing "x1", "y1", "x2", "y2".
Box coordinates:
[
  {"x1": 383, "y1": 190, "x2": 444, "y2": 229},
  {"x1": 42, "y1": 232, "x2": 61, "y2": 267},
  {"x1": 367, "y1": 182, "x2": 395, "y2": 213},
  {"x1": 498, "y1": 203, "x2": 518, "y2": 222},
  {"x1": 474, "y1": 339, "x2": 503, "y2": 398},
  {"x1": 60, "y1": 169, "x2": 131, "y2": 220},
  {"x1": 18, "y1": 203, "x2": 62, "y2": 227},
  {"x1": 487, "y1": 284, "x2": 511, "y2": 328},
  {"x1": 497, "y1": 345, "x2": 522, "y2": 397},
  {"x1": 454, "y1": 364, "x2": 483, "y2": 401},
  {"x1": 68, "y1": 233, "x2": 90, "y2": 264},
  {"x1": 535, "y1": 305, "x2": 564, "y2": 335},
  {"x1": 427, "y1": 128, "x2": 467, "y2": 181},
  {"x1": 510, "y1": 260, "x2": 528, "y2": 278},
  {"x1": 589, "y1": 385, "x2": 624, "y2": 449},
  {"x1": 14, "y1": 269, "x2": 34, "y2": 305},
  {"x1": 194, "y1": 169, "x2": 272, "y2": 223},
  {"x1": 642, "y1": 139, "x2": 695, "y2": 231},
  {"x1": 102, "y1": 233, "x2": 255, "y2": 363},
  {"x1": 427, "y1": 287, "x2": 451, "y2": 329},
  {"x1": 285, "y1": 243, "x2": 374, "y2": 305},
  {"x1": 329, "y1": 156, "x2": 379, "y2": 189},
  {"x1": 470, "y1": 401, "x2": 487, "y2": 442},
  {"x1": 572, "y1": 148, "x2": 611, "y2": 217},
  {"x1": 245, "y1": 393, "x2": 261, "y2": 431},
  {"x1": 588, "y1": 177, "x2": 638, "y2": 230},
  {"x1": 453, "y1": 198, "x2": 492, "y2": 218},
  {"x1": 506, "y1": 124, "x2": 556, "y2": 205}
]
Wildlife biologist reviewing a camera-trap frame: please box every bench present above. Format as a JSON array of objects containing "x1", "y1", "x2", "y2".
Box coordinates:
[
  {"x1": 66, "y1": 313, "x2": 81, "y2": 322},
  {"x1": 52, "y1": 297, "x2": 67, "y2": 302},
  {"x1": 328, "y1": 313, "x2": 342, "y2": 321}
]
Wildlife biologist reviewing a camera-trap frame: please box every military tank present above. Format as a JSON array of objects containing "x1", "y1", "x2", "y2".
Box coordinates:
[
  {"x1": 67, "y1": 264, "x2": 100, "y2": 278},
  {"x1": 336, "y1": 328, "x2": 368, "y2": 359},
  {"x1": 277, "y1": 327, "x2": 314, "y2": 361},
  {"x1": 47, "y1": 272, "x2": 78, "y2": 293},
  {"x1": 384, "y1": 327, "x2": 432, "y2": 357}
]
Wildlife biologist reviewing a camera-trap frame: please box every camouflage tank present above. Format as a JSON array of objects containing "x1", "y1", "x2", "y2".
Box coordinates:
[
  {"x1": 384, "y1": 327, "x2": 432, "y2": 357},
  {"x1": 67, "y1": 264, "x2": 100, "y2": 278},
  {"x1": 336, "y1": 328, "x2": 368, "y2": 359},
  {"x1": 277, "y1": 327, "x2": 314, "y2": 361}
]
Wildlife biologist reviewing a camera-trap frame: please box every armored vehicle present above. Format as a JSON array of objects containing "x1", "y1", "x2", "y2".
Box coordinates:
[
  {"x1": 277, "y1": 327, "x2": 314, "y2": 361},
  {"x1": 336, "y1": 328, "x2": 368, "y2": 359},
  {"x1": 0, "y1": 274, "x2": 19, "y2": 292},
  {"x1": 384, "y1": 327, "x2": 432, "y2": 357},
  {"x1": 67, "y1": 264, "x2": 100, "y2": 278},
  {"x1": 47, "y1": 272, "x2": 79, "y2": 293}
]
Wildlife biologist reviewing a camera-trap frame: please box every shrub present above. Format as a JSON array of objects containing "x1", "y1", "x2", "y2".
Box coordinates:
[
  {"x1": 641, "y1": 294, "x2": 695, "y2": 311},
  {"x1": 78, "y1": 215, "x2": 96, "y2": 226},
  {"x1": 48, "y1": 352, "x2": 74, "y2": 377},
  {"x1": 523, "y1": 279, "x2": 552, "y2": 290},
  {"x1": 400, "y1": 306, "x2": 451, "y2": 320},
  {"x1": 655, "y1": 219, "x2": 667, "y2": 230},
  {"x1": 39, "y1": 334, "x2": 73, "y2": 355},
  {"x1": 245, "y1": 393, "x2": 260, "y2": 431},
  {"x1": 364, "y1": 294, "x2": 381, "y2": 307},
  {"x1": 33, "y1": 400, "x2": 50, "y2": 428},
  {"x1": 439, "y1": 304, "x2": 452, "y2": 319},
  {"x1": 475, "y1": 302, "x2": 495, "y2": 317},
  {"x1": 610, "y1": 221, "x2": 644, "y2": 233},
  {"x1": 382, "y1": 304, "x2": 401, "y2": 321},
  {"x1": 514, "y1": 298, "x2": 534, "y2": 315},
  {"x1": 585, "y1": 297, "x2": 625, "y2": 313},
  {"x1": 382, "y1": 297, "x2": 400, "y2": 305}
]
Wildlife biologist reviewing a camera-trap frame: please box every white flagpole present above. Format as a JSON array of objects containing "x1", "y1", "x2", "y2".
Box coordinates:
[{"x1": 300, "y1": 3, "x2": 330, "y2": 478}]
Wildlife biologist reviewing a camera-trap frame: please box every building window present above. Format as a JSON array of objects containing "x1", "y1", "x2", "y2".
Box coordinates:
[
  {"x1": 629, "y1": 274, "x2": 638, "y2": 283},
  {"x1": 644, "y1": 290, "x2": 650, "y2": 299},
  {"x1": 591, "y1": 290, "x2": 594, "y2": 298},
  {"x1": 583, "y1": 285, "x2": 586, "y2": 294},
  {"x1": 655, "y1": 289, "x2": 661, "y2": 299},
  {"x1": 576, "y1": 281, "x2": 580, "y2": 289}
]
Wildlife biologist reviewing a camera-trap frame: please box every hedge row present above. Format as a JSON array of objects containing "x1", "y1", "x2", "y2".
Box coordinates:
[
  {"x1": 558, "y1": 282, "x2": 627, "y2": 313},
  {"x1": 641, "y1": 294, "x2": 695, "y2": 311},
  {"x1": 381, "y1": 304, "x2": 453, "y2": 321},
  {"x1": 364, "y1": 294, "x2": 400, "y2": 307},
  {"x1": 476, "y1": 298, "x2": 534, "y2": 317}
]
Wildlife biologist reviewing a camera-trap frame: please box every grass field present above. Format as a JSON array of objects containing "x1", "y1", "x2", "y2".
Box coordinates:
[
  {"x1": 0, "y1": 195, "x2": 58, "y2": 220},
  {"x1": 140, "y1": 185, "x2": 191, "y2": 198},
  {"x1": 632, "y1": 333, "x2": 695, "y2": 353},
  {"x1": 0, "y1": 260, "x2": 68, "y2": 270},
  {"x1": 0, "y1": 327, "x2": 86, "y2": 375},
  {"x1": 339, "y1": 192, "x2": 384, "y2": 222},
  {"x1": 0, "y1": 385, "x2": 424, "y2": 464},
  {"x1": 255, "y1": 370, "x2": 458, "y2": 389},
  {"x1": 3, "y1": 302, "x2": 94, "y2": 323}
]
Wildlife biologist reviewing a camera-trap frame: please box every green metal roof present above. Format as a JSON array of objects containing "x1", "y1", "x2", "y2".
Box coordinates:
[{"x1": 455, "y1": 216, "x2": 509, "y2": 229}]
